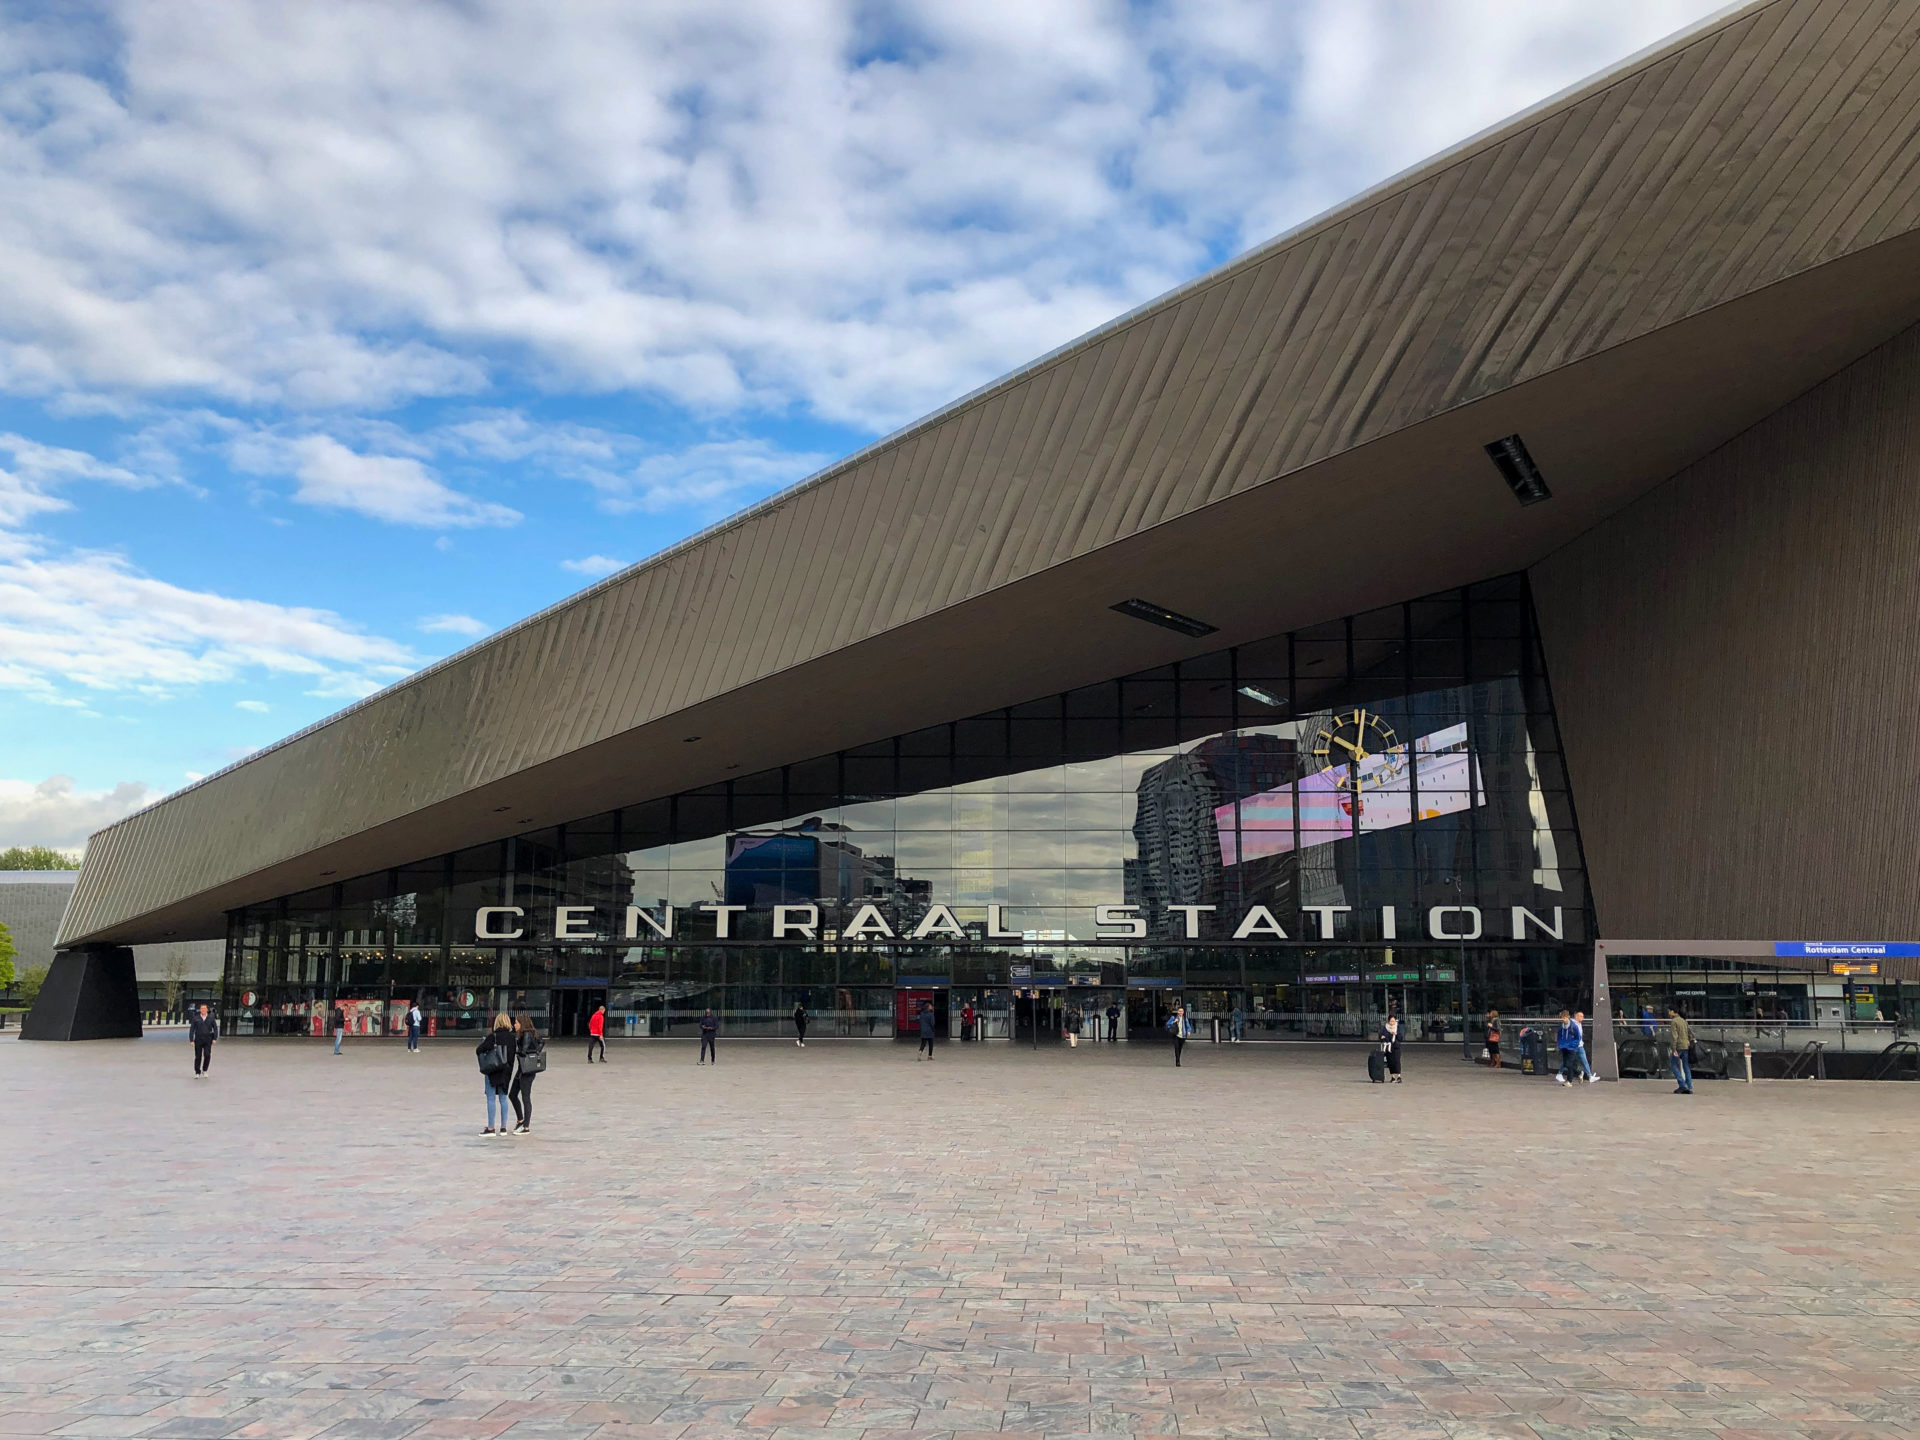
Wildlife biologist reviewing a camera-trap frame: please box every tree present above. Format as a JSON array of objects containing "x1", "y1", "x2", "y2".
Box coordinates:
[
  {"x1": 18, "y1": 964, "x2": 47, "y2": 1006},
  {"x1": 161, "y1": 948, "x2": 191, "y2": 1019},
  {"x1": 0, "y1": 919, "x2": 14, "y2": 990},
  {"x1": 0, "y1": 845, "x2": 80, "y2": 871}
]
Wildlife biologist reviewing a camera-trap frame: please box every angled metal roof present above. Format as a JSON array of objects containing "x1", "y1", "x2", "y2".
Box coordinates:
[{"x1": 63, "y1": 0, "x2": 1920, "y2": 945}]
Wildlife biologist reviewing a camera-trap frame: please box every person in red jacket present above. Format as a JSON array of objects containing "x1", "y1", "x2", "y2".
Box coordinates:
[{"x1": 586, "y1": 1004, "x2": 606, "y2": 1063}]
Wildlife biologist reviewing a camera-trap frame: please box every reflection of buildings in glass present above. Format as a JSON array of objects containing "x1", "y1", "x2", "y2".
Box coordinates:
[
  {"x1": 1128, "y1": 734, "x2": 1298, "y2": 935},
  {"x1": 1127, "y1": 750, "x2": 1222, "y2": 930},
  {"x1": 723, "y1": 821, "x2": 932, "y2": 925}
]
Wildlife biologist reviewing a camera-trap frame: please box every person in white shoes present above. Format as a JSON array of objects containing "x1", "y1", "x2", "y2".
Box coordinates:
[
  {"x1": 1573, "y1": 1009, "x2": 1597, "y2": 1082},
  {"x1": 792, "y1": 1000, "x2": 808, "y2": 1048}
]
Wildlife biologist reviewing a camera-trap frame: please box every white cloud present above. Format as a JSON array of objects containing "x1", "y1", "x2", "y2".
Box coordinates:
[
  {"x1": 559, "y1": 554, "x2": 625, "y2": 579},
  {"x1": 419, "y1": 612, "x2": 490, "y2": 636},
  {"x1": 0, "y1": 547, "x2": 417, "y2": 700},
  {"x1": 235, "y1": 699, "x2": 269, "y2": 712},
  {"x1": 617, "y1": 439, "x2": 828, "y2": 515},
  {"x1": 230, "y1": 433, "x2": 520, "y2": 529},
  {"x1": 0, "y1": 775, "x2": 156, "y2": 849},
  {"x1": 0, "y1": 1, "x2": 1727, "y2": 430}
]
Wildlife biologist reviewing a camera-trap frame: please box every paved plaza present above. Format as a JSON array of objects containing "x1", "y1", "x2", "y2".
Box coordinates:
[{"x1": 2, "y1": 1033, "x2": 1917, "y2": 1439}]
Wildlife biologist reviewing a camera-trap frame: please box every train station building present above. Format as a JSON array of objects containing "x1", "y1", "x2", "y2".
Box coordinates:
[{"x1": 39, "y1": 0, "x2": 1920, "y2": 1067}]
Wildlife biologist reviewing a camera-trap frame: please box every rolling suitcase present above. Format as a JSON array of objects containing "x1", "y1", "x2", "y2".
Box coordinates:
[{"x1": 1367, "y1": 1048, "x2": 1387, "y2": 1084}]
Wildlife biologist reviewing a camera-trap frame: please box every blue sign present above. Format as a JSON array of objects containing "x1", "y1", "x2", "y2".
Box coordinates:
[{"x1": 1774, "y1": 941, "x2": 1920, "y2": 958}]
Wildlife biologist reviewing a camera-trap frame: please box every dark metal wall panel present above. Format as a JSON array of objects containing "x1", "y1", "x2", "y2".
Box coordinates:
[
  {"x1": 61, "y1": 0, "x2": 1920, "y2": 944},
  {"x1": 1533, "y1": 322, "x2": 1920, "y2": 941}
]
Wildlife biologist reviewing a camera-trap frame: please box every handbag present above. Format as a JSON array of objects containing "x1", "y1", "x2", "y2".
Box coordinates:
[
  {"x1": 476, "y1": 1039, "x2": 510, "y2": 1074},
  {"x1": 520, "y1": 1040, "x2": 548, "y2": 1075}
]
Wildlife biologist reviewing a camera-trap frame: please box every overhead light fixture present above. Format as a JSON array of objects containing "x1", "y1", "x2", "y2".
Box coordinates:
[
  {"x1": 1237, "y1": 684, "x2": 1285, "y2": 709},
  {"x1": 683, "y1": 735, "x2": 701, "y2": 743},
  {"x1": 493, "y1": 805, "x2": 511, "y2": 813},
  {"x1": 1111, "y1": 597, "x2": 1217, "y2": 637},
  {"x1": 1485, "y1": 433, "x2": 1552, "y2": 506},
  {"x1": 320, "y1": 869, "x2": 337, "y2": 877}
]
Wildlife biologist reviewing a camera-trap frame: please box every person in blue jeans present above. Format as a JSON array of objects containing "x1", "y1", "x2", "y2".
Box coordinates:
[
  {"x1": 477, "y1": 1013, "x2": 516, "y2": 1135},
  {"x1": 1572, "y1": 1009, "x2": 1596, "y2": 1082},
  {"x1": 1554, "y1": 1009, "x2": 1583, "y2": 1086},
  {"x1": 1667, "y1": 1008, "x2": 1694, "y2": 1094}
]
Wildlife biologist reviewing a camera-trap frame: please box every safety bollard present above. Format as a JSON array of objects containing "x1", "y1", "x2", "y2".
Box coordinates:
[{"x1": 1743, "y1": 1041, "x2": 1753, "y2": 1084}]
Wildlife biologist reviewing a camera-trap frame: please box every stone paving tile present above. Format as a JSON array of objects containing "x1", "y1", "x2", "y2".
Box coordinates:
[{"x1": 4, "y1": 1035, "x2": 1920, "y2": 1437}]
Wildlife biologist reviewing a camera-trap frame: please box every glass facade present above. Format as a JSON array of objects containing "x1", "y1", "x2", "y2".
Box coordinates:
[{"x1": 223, "y1": 574, "x2": 1595, "y2": 1041}]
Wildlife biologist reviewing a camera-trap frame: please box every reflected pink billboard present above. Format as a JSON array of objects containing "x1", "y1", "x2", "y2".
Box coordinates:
[{"x1": 1216, "y1": 722, "x2": 1483, "y2": 864}]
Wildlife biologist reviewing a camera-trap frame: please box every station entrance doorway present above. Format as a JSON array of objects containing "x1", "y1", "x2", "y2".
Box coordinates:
[
  {"x1": 895, "y1": 985, "x2": 949, "y2": 1040},
  {"x1": 551, "y1": 985, "x2": 606, "y2": 1039}
]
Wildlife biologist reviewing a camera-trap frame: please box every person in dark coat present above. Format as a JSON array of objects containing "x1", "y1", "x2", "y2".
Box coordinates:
[
  {"x1": 331, "y1": 1002, "x2": 347, "y2": 1055},
  {"x1": 477, "y1": 1012, "x2": 516, "y2": 1135},
  {"x1": 698, "y1": 1008, "x2": 718, "y2": 1065},
  {"x1": 916, "y1": 1000, "x2": 936, "y2": 1059},
  {"x1": 188, "y1": 1003, "x2": 217, "y2": 1075},
  {"x1": 793, "y1": 1000, "x2": 808, "y2": 1048},
  {"x1": 510, "y1": 1016, "x2": 545, "y2": 1134},
  {"x1": 1106, "y1": 1002, "x2": 1120, "y2": 1043},
  {"x1": 1380, "y1": 1014, "x2": 1404, "y2": 1083}
]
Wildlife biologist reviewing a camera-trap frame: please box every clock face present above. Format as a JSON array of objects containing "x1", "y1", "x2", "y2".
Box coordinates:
[{"x1": 1311, "y1": 708, "x2": 1404, "y2": 791}]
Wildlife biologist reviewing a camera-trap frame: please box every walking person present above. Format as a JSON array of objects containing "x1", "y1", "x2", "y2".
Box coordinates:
[
  {"x1": 698, "y1": 1008, "x2": 717, "y2": 1065},
  {"x1": 1572, "y1": 1009, "x2": 1597, "y2": 1083},
  {"x1": 188, "y1": 1002, "x2": 217, "y2": 1076},
  {"x1": 510, "y1": 1016, "x2": 546, "y2": 1134},
  {"x1": 477, "y1": 1012, "x2": 516, "y2": 1135},
  {"x1": 916, "y1": 999, "x2": 936, "y2": 1059},
  {"x1": 1230, "y1": 1002, "x2": 1244, "y2": 1043},
  {"x1": 1106, "y1": 1001, "x2": 1120, "y2": 1043},
  {"x1": 1380, "y1": 1012, "x2": 1403, "y2": 1083},
  {"x1": 792, "y1": 999, "x2": 808, "y2": 1048},
  {"x1": 1667, "y1": 1007, "x2": 1694, "y2": 1094},
  {"x1": 405, "y1": 999, "x2": 422, "y2": 1053},
  {"x1": 1168, "y1": 1004, "x2": 1192, "y2": 1066},
  {"x1": 331, "y1": 1001, "x2": 347, "y2": 1055},
  {"x1": 1484, "y1": 1010, "x2": 1501, "y2": 1069},
  {"x1": 1554, "y1": 1009, "x2": 1583, "y2": 1086},
  {"x1": 586, "y1": 1003, "x2": 607, "y2": 1063}
]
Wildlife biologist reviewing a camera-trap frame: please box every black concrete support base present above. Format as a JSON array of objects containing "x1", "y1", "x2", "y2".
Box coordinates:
[{"x1": 21, "y1": 946, "x2": 143, "y2": 1041}]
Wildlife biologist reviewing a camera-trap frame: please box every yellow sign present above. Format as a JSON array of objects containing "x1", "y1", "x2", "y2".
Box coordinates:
[{"x1": 1830, "y1": 961, "x2": 1881, "y2": 976}]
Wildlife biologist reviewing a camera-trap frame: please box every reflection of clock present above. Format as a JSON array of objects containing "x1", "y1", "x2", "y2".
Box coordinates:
[{"x1": 1311, "y1": 708, "x2": 1404, "y2": 791}]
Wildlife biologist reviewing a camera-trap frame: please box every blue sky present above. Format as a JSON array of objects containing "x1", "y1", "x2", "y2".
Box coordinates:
[{"x1": 0, "y1": 0, "x2": 1725, "y2": 848}]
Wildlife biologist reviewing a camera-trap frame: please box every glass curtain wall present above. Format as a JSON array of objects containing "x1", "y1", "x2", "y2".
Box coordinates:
[{"x1": 223, "y1": 574, "x2": 1594, "y2": 1038}]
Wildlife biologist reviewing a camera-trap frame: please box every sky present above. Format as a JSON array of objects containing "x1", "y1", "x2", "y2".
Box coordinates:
[{"x1": 0, "y1": 0, "x2": 1732, "y2": 851}]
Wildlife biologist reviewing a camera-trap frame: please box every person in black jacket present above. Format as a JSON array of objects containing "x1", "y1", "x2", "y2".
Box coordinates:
[
  {"x1": 1380, "y1": 1013, "x2": 1404, "y2": 1083},
  {"x1": 793, "y1": 1000, "x2": 808, "y2": 1048},
  {"x1": 188, "y1": 1003, "x2": 217, "y2": 1075},
  {"x1": 698, "y1": 1008, "x2": 717, "y2": 1064},
  {"x1": 331, "y1": 1003, "x2": 347, "y2": 1055},
  {"x1": 478, "y1": 1013, "x2": 516, "y2": 1135},
  {"x1": 509, "y1": 1016, "x2": 544, "y2": 1134}
]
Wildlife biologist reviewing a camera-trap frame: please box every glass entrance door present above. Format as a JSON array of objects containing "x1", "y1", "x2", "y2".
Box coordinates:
[
  {"x1": 551, "y1": 986, "x2": 606, "y2": 1038},
  {"x1": 1125, "y1": 986, "x2": 1181, "y2": 1041}
]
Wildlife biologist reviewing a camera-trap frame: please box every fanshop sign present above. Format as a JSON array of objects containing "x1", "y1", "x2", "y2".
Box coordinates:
[{"x1": 471, "y1": 901, "x2": 1566, "y2": 945}]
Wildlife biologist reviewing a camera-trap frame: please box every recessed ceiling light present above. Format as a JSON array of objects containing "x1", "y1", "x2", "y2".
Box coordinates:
[
  {"x1": 1110, "y1": 597, "x2": 1217, "y2": 637},
  {"x1": 683, "y1": 735, "x2": 701, "y2": 743},
  {"x1": 320, "y1": 869, "x2": 337, "y2": 876},
  {"x1": 493, "y1": 805, "x2": 511, "y2": 813},
  {"x1": 1485, "y1": 433, "x2": 1552, "y2": 506},
  {"x1": 1237, "y1": 685, "x2": 1285, "y2": 709}
]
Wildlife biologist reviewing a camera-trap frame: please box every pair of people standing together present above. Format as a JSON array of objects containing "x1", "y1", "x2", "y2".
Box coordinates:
[{"x1": 478, "y1": 1013, "x2": 546, "y2": 1135}]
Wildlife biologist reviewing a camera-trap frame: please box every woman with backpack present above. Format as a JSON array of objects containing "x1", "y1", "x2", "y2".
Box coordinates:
[
  {"x1": 510, "y1": 1015, "x2": 546, "y2": 1134},
  {"x1": 477, "y1": 1012, "x2": 516, "y2": 1135}
]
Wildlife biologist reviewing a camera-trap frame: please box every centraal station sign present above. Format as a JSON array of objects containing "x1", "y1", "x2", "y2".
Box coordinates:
[{"x1": 473, "y1": 901, "x2": 1569, "y2": 944}]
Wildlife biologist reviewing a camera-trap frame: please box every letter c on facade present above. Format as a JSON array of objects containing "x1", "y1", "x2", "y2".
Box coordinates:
[
  {"x1": 476, "y1": 906, "x2": 525, "y2": 940},
  {"x1": 1427, "y1": 905, "x2": 1482, "y2": 941}
]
